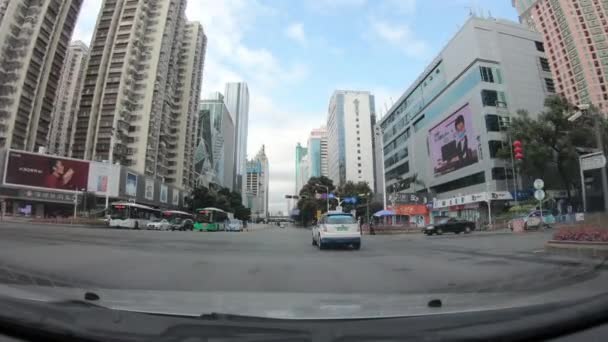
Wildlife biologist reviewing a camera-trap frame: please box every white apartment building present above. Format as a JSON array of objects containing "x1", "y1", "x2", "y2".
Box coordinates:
[
  {"x1": 0, "y1": 0, "x2": 82, "y2": 151},
  {"x1": 327, "y1": 90, "x2": 376, "y2": 190},
  {"x1": 47, "y1": 40, "x2": 88, "y2": 157},
  {"x1": 224, "y1": 82, "x2": 249, "y2": 202},
  {"x1": 72, "y1": 0, "x2": 204, "y2": 190}
]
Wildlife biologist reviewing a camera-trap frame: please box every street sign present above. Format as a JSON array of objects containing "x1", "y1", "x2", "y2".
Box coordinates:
[
  {"x1": 581, "y1": 153, "x2": 607, "y2": 171},
  {"x1": 328, "y1": 193, "x2": 335, "y2": 199},
  {"x1": 533, "y1": 179, "x2": 544, "y2": 190},
  {"x1": 534, "y1": 190, "x2": 545, "y2": 201}
]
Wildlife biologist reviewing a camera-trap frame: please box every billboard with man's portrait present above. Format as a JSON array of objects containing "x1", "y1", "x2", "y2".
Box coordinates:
[
  {"x1": 428, "y1": 104, "x2": 479, "y2": 176},
  {"x1": 3, "y1": 150, "x2": 90, "y2": 192}
]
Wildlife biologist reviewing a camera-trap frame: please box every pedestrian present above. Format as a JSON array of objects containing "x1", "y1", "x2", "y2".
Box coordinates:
[{"x1": 369, "y1": 219, "x2": 376, "y2": 235}]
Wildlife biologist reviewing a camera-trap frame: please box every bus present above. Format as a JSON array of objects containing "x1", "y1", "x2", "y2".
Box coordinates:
[
  {"x1": 162, "y1": 210, "x2": 195, "y2": 230},
  {"x1": 194, "y1": 207, "x2": 229, "y2": 231},
  {"x1": 109, "y1": 202, "x2": 161, "y2": 229}
]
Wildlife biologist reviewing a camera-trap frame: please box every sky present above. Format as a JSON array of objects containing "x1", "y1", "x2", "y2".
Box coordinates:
[{"x1": 73, "y1": 0, "x2": 520, "y2": 214}]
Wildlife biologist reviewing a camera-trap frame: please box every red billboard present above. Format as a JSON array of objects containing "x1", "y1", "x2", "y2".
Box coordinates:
[{"x1": 4, "y1": 151, "x2": 90, "y2": 192}]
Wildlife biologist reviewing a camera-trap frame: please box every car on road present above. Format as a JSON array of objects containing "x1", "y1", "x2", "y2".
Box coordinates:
[
  {"x1": 425, "y1": 217, "x2": 475, "y2": 235},
  {"x1": 170, "y1": 218, "x2": 194, "y2": 231},
  {"x1": 146, "y1": 218, "x2": 172, "y2": 231},
  {"x1": 508, "y1": 210, "x2": 555, "y2": 231},
  {"x1": 226, "y1": 219, "x2": 243, "y2": 232},
  {"x1": 279, "y1": 222, "x2": 287, "y2": 228},
  {"x1": 312, "y1": 212, "x2": 361, "y2": 250}
]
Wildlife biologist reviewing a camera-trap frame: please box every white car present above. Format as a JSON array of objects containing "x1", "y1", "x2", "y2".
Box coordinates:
[
  {"x1": 226, "y1": 219, "x2": 242, "y2": 232},
  {"x1": 312, "y1": 212, "x2": 361, "y2": 250},
  {"x1": 146, "y1": 219, "x2": 172, "y2": 231}
]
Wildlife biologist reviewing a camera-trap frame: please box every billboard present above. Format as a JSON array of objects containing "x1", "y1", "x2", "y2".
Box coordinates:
[
  {"x1": 4, "y1": 150, "x2": 90, "y2": 192},
  {"x1": 428, "y1": 104, "x2": 479, "y2": 176},
  {"x1": 160, "y1": 184, "x2": 168, "y2": 203},
  {"x1": 125, "y1": 172, "x2": 137, "y2": 197},
  {"x1": 145, "y1": 178, "x2": 154, "y2": 200},
  {"x1": 87, "y1": 161, "x2": 120, "y2": 196},
  {"x1": 172, "y1": 190, "x2": 179, "y2": 206}
]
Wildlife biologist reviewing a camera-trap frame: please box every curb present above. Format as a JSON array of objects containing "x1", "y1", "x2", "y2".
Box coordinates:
[{"x1": 545, "y1": 240, "x2": 608, "y2": 258}]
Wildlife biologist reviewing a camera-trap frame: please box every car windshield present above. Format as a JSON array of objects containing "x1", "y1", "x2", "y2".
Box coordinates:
[
  {"x1": 1, "y1": 0, "x2": 606, "y2": 334},
  {"x1": 325, "y1": 215, "x2": 356, "y2": 224}
]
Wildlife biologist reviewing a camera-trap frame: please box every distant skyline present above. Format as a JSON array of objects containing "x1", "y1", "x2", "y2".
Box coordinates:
[{"x1": 73, "y1": 0, "x2": 519, "y2": 213}]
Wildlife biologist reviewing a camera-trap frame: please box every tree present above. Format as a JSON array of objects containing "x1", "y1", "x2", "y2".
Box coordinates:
[
  {"x1": 297, "y1": 176, "x2": 335, "y2": 226},
  {"x1": 497, "y1": 96, "x2": 598, "y2": 200},
  {"x1": 336, "y1": 181, "x2": 372, "y2": 213}
]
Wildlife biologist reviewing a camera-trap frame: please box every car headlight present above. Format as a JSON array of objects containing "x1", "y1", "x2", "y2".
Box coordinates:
[{"x1": 426, "y1": 226, "x2": 434, "y2": 230}]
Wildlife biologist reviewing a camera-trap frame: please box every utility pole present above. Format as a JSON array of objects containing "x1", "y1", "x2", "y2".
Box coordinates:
[{"x1": 593, "y1": 113, "x2": 608, "y2": 212}]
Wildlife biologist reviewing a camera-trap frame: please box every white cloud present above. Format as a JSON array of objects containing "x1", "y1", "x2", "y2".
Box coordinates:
[
  {"x1": 285, "y1": 22, "x2": 307, "y2": 45},
  {"x1": 307, "y1": 0, "x2": 367, "y2": 12},
  {"x1": 368, "y1": 17, "x2": 429, "y2": 58}
]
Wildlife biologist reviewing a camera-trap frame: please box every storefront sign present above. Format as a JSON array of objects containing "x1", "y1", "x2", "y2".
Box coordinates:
[
  {"x1": 18, "y1": 189, "x2": 77, "y2": 203},
  {"x1": 392, "y1": 204, "x2": 428, "y2": 216},
  {"x1": 125, "y1": 172, "x2": 137, "y2": 197},
  {"x1": 87, "y1": 161, "x2": 120, "y2": 196},
  {"x1": 172, "y1": 190, "x2": 180, "y2": 206},
  {"x1": 433, "y1": 191, "x2": 513, "y2": 209},
  {"x1": 160, "y1": 184, "x2": 168, "y2": 203},
  {"x1": 145, "y1": 178, "x2": 154, "y2": 200}
]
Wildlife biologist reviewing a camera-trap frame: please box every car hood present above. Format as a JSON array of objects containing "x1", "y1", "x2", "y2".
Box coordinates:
[{"x1": 1, "y1": 274, "x2": 607, "y2": 320}]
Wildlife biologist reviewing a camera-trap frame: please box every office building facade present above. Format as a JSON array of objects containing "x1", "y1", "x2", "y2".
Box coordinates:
[
  {"x1": 513, "y1": 0, "x2": 608, "y2": 111},
  {"x1": 295, "y1": 143, "x2": 308, "y2": 194},
  {"x1": 379, "y1": 17, "x2": 551, "y2": 220},
  {"x1": 327, "y1": 90, "x2": 376, "y2": 190},
  {"x1": 307, "y1": 126, "x2": 328, "y2": 178},
  {"x1": 47, "y1": 40, "x2": 88, "y2": 157},
  {"x1": 195, "y1": 94, "x2": 235, "y2": 190},
  {"x1": 0, "y1": 0, "x2": 82, "y2": 151},
  {"x1": 224, "y1": 82, "x2": 249, "y2": 201},
  {"x1": 246, "y1": 145, "x2": 269, "y2": 220}
]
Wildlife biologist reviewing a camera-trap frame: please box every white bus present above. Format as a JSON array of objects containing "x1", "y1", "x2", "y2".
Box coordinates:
[{"x1": 109, "y1": 202, "x2": 161, "y2": 229}]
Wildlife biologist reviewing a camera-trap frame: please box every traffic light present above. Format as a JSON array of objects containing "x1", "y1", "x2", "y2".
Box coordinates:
[{"x1": 513, "y1": 140, "x2": 524, "y2": 160}]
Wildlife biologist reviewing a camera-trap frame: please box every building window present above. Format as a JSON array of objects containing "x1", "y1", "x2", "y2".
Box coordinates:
[
  {"x1": 358, "y1": 163, "x2": 361, "y2": 167},
  {"x1": 492, "y1": 167, "x2": 514, "y2": 180},
  {"x1": 356, "y1": 124, "x2": 359, "y2": 128},
  {"x1": 357, "y1": 137, "x2": 360, "y2": 141},
  {"x1": 535, "y1": 41, "x2": 545, "y2": 52},
  {"x1": 545, "y1": 78, "x2": 556, "y2": 93},
  {"x1": 480, "y1": 66, "x2": 494, "y2": 82},
  {"x1": 358, "y1": 156, "x2": 361, "y2": 160},
  {"x1": 540, "y1": 57, "x2": 551, "y2": 71},
  {"x1": 358, "y1": 150, "x2": 361, "y2": 154},
  {"x1": 485, "y1": 114, "x2": 500, "y2": 132},
  {"x1": 481, "y1": 90, "x2": 498, "y2": 106},
  {"x1": 358, "y1": 170, "x2": 362, "y2": 174},
  {"x1": 357, "y1": 143, "x2": 360, "y2": 147},
  {"x1": 431, "y1": 172, "x2": 485, "y2": 193},
  {"x1": 488, "y1": 140, "x2": 504, "y2": 158}
]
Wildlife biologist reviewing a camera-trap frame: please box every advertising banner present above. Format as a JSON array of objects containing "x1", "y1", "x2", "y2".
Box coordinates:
[
  {"x1": 125, "y1": 172, "x2": 137, "y2": 197},
  {"x1": 160, "y1": 184, "x2": 168, "y2": 203},
  {"x1": 4, "y1": 150, "x2": 89, "y2": 192},
  {"x1": 87, "y1": 161, "x2": 120, "y2": 196},
  {"x1": 172, "y1": 190, "x2": 179, "y2": 206},
  {"x1": 428, "y1": 104, "x2": 479, "y2": 176},
  {"x1": 145, "y1": 178, "x2": 154, "y2": 200}
]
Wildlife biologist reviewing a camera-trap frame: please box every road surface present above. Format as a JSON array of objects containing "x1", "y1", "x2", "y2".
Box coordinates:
[{"x1": 0, "y1": 222, "x2": 604, "y2": 294}]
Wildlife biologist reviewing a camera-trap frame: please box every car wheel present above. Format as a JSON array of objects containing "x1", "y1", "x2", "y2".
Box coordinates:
[
  {"x1": 134, "y1": 222, "x2": 139, "y2": 230},
  {"x1": 436, "y1": 228, "x2": 443, "y2": 235},
  {"x1": 318, "y1": 238, "x2": 324, "y2": 250},
  {"x1": 312, "y1": 237, "x2": 316, "y2": 246},
  {"x1": 465, "y1": 226, "x2": 471, "y2": 234}
]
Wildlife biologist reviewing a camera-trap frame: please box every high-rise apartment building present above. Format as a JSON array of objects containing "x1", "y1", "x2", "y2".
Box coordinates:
[
  {"x1": 47, "y1": 40, "x2": 88, "y2": 156},
  {"x1": 0, "y1": 0, "x2": 82, "y2": 150},
  {"x1": 195, "y1": 94, "x2": 235, "y2": 190},
  {"x1": 307, "y1": 126, "x2": 328, "y2": 178},
  {"x1": 513, "y1": 0, "x2": 608, "y2": 111},
  {"x1": 224, "y1": 82, "x2": 249, "y2": 201},
  {"x1": 327, "y1": 90, "x2": 376, "y2": 190},
  {"x1": 171, "y1": 21, "x2": 207, "y2": 189},
  {"x1": 246, "y1": 145, "x2": 269, "y2": 220},
  {"x1": 295, "y1": 143, "x2": 308, "y2": 194},
  {"x1": 72, "y1": 0, "x2": 204, "y2": 190}
]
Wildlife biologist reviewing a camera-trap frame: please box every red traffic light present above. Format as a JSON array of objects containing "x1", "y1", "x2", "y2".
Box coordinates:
[
  {"x1": 514, "y1": 146, "x2": 523, "y2": 154},
  {"x1": 513, "y1": 140, "x2": 522, "y2": 148},
  {"x1": 515, "y1": 152, "x2": 524, "y2": 160}
]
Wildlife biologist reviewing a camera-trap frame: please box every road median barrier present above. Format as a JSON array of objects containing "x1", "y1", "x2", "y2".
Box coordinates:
[{"x1": 545, "y1": 224, "x2": 608, "y2": 258}]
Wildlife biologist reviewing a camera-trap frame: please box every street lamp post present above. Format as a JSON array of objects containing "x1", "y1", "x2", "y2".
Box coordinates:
[{"x1": 568, "y1": 104, "x2": 608, "y2": 212}]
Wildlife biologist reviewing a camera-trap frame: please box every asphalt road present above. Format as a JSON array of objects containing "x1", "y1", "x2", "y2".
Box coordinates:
[{"x1": 0, "y1": 222, "x2": 605, "y2": 295}]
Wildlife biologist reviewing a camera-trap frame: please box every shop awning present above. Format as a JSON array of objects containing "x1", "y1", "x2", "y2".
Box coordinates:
[{"x1": 373, "y1": 209, "x2": 395, "y2": 217}]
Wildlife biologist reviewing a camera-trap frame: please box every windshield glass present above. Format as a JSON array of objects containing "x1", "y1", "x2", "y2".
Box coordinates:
[{"x1": 0, "y1": 0, "x2": 606, "y2": 330}]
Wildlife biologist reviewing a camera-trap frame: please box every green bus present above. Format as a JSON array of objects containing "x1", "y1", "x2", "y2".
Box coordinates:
[{"x1": 193, "y1": 207, "x2": 229, "y2": 231}]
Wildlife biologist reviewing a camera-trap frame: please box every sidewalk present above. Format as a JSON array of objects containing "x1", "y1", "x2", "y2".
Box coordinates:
[{"x1": 0, "y1": 216, "x2": 105, "y2": 229}]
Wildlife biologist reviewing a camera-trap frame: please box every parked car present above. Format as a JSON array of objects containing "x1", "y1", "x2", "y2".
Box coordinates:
[
  {"x1": 170, "y1": 218, "x2": 194, "y2": 231},
  {"x1": 312, "y1": 212, "x2": 361, "y2": 250},
  {"x1": 508, "y1": 210, "x2": 555, "y2": 231},
  {"x1": 226, "y1": 219, "x2": 243, "y2": 232},
  {"x1": 425, "y1": 217, "x2": 475, "y2": 235},
  {"x1": 146, "y1": 218, "x2": 172, "y2": 231}
]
